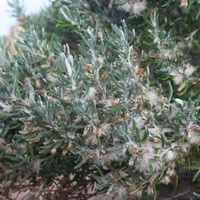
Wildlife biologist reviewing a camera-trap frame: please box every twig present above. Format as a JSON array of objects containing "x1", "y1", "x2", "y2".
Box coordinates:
[{"x1": 161, "y1": 189, "x2": 191, "y2": 200}]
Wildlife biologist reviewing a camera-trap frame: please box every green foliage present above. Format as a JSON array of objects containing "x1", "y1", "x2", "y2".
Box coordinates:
[{"x1": 0, "y1": 0, "x2": 200, "y2": 199}]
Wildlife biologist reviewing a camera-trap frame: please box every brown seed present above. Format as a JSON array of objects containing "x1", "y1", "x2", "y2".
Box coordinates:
[
  {"x1": 84, "y1": 64, "x2": 92, "y2": 70},
  {"x1": 67, "y1": 142, "x2": 73, "y2": 151},
  {"x1": 132, "y1": 52, "x2": 138, "y2": 59},
  {"x1": 124, "y1": 113, "x2": 130, "y2": 121},
  {"x1": 25, "y1": 121, "x2": 31, "y2": 129},
  {"x1": 155, "y1": 54, "x2": 162, "y2": 59},
  {"x1": 56, "y1": 110, "x2": 63, "y2": 116},
  {"x1": 102, "y1": 71, "x2": 108, "y2": 79},
  {"x1": 35, "y1": 79, "x2": 41, "y2": 89},
  {"x1": 138, "y1": 68, "x2": 145, "y2": 76}
]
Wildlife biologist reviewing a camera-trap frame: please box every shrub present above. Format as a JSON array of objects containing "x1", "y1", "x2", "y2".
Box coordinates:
[{"x1": 0, "y1": 0, "x2": 199, "y2": 199}]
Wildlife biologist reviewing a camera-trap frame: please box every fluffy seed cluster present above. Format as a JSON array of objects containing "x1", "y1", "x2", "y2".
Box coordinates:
[
  {"x1": 117, "y1": 0, "x2": 147, "y2": 15},
  {"x1": 180, "y1": 0, "x2": 188, "y2": 8},
  {"x1": 170, "y1": 63, "x2": 196, "y2": 91}
]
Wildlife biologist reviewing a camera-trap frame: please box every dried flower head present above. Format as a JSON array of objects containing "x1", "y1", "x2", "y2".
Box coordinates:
[
  {"x1": 116, "y1": 184, "x2": 127, "y2": 198},
  {"x1": 46, "y1": 73, "x2": 59, "y2": 84},
  {"x1": 147, "y1": 185, "x2": 154, "y2": 196},
  {"x1": 135, "y1": 146, "x2": 156, "y2": 173},
  {"x1": 180, "y1": 0, "x2": 188, "y2": 8},
  {"x1": 117, "y1": 0, "x2": 147, "y2": 15},
  {"x1": 144, "y1": 88, "x2": 161, "y2": 107},
  {"x1": 133, "y1": 116, "x2": 145, "y2": 129},
  {"x1": 161, "y1": 175, "x2": 171, "y2": 185},
  {"x1": 31, "y1": 159, "x2": 42, "y2": 173},
  {"x1": 101, "y1": 98, "x2": 120, "y2": 108},
  {"x1": 94, "y1": 151, "x2": 120, "y2": 166},
  {"x1": 35, "y1": 79, "x2": 41, "y2": 89},
  {"x1": 166, "y1": 167, "x2": 176, "y2": 177},
  {"x1": 178, "y1": 142, "x2": 190, "y2": 153},
  {"x1": 102, "y1": 71, "x2": 109, "y2": 79},
  {"x1": 164, "y1": 148, "x2": 178, "y2": 161},
  {"x1": 86, "y1": 134, "x2": 98, "y2": 145},
  {"x1": 184, "y1": 63, "x2": 196, "y2": 77},
  {"x1": 50, "y1": 148, "x2": 57, "y2": 156},
  {"x1": 97, "y1": 123, "x2": 112, "y2": 136},
  {"x1": 128, "y1": 156, "x2": 135, "y2": 166},
  {"x1": 87, "y1": 87, "x2": 97, "y2": 99},
  {"x1": 84, "y1": 64, "x2": 92, "y2": 70},
  {"x1": 162, "y1": 49, "x2": 174, "y2": 60},
  {"x1": 123, "y1": 112, "x2": 130, "y2": 121},
  {"x1": 170, "y1": 69, "x2": 184, "y2": 85},
  {"x1": 19, "y1": 143, "x2": 27, "y2": 153},
  {"x1": 135, "y1": 187, "x2": 143, "y2": 198},
  {"x1": 187, "y1": 125, "x2": 200, "y2": 145}
]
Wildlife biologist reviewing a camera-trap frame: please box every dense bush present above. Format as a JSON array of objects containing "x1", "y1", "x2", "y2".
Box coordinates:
[{"x1": 0, "y1": 0, "x2": 200, "y2": 199}]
